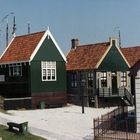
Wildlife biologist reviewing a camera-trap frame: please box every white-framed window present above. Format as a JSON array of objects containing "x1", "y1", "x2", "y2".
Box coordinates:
[
  {"x1": 100, "y1": 72, "x2": 107, "y2": 87},
  {"x1": 41, "y1": 61, "x2": 56, "y2": 81},
  {"x1": 9, "y1": 63, "x2": 22, "y2": 76},
  {"x1": 121, "y1": 72, "x2": 127, "y2": 87}
]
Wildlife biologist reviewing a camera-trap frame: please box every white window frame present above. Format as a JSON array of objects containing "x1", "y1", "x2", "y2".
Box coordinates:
[
  {"x1": 9, "y1": 63, "x2": 22, "y2": 77},
  {"x1": 100, "y1": 72, "x2": 107, "y2": 87},
  {"x1": 41, "y1": 61, "x2": 57, "y2": 81}
]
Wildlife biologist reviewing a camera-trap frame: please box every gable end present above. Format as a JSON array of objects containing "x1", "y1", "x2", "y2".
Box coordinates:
[
  {"x1": 97, "y1": 38, "x2": 130, "y2": 71},
  {"x1": 30, "y1": 29, "x2": 66, "y2": 62}
]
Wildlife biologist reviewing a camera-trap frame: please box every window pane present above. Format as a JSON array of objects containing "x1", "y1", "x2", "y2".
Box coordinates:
[
  {"x1": 88, "y1": 72, "x2": 93, "y2": 87},
  {"x1": 121, "y1": 72, "x2": 127, "y2": 87},
  {"x1": 17, "y1": 66, "x2": 22, "y2": 76},
  {"x1": 47, "y1": 69, "x2": 51, "y2": 80},
  {"x1": 71, "y1": 73, "x2": 77, "y2": 87},
  {"x1": 52, "y1": 69, "x2": 55, "y2": 80},
  {"x1": 101, "y1": 72, "x2": 107, "y2": 87},
  {"x1": 42, "y1": 61, "x2": 46, "y2": 68},
  {"x1": 9, "y1": 65, "x2": 22, "y2": 76},
  {"x1": 42, "y1": 69, "x2": 47, "y2": 80},
  {"x1": 13, "y1": 66, "x2": 17, "y2": 76}
]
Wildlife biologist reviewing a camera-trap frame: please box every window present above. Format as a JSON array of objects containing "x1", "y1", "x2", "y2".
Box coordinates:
[
  {"x1": 88, "y1": 72, "x2": 93, "y2": 88},
  {"x1": 9, "y1": 64, "x2": 22, "y2": 76},
  {"x1": 41, "y1": 61, "x2": 56, "y2": 81},
  {"x1": 101, "y1": 72, "x2": 107, "y2": 87},
  {"x1": 71, "y1": 73, "x2": 77, "y2": 87},
  {"x1": 121, "y1": 72, "x2": 127, "y2": 87}
]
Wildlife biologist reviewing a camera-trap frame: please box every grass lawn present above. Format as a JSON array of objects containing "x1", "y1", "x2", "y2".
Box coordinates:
[{"x1": 0, "y1": 124, "x2": 46, "y2": 140}]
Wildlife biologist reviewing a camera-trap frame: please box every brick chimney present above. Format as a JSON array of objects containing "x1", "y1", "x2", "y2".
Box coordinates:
[{"x1": 71, "y1": 38, "x2": 79, "y2": 50}]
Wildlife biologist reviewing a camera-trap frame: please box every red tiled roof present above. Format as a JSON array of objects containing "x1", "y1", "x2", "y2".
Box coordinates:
[
  {"x1": 66, "y1": 42, "x2": 109, "y2": 71},
  {"x1": 0, "y1": 31, "x2": 45, "y2": 63},
  {"x1": 121, "y1": 46, "x2": 140, "y2": 67}
]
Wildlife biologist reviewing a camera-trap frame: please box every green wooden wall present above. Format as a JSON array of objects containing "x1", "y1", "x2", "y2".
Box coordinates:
[
  {"x1": 30, "y1": 36, "x2": 66, "y2": 94},
  {"x1": 0, "y1": 63, "x2": 31, "y2": 97},
  {"x1": 98, "y1": 40, "x2": 129, "y2": 71},
  {"x1": 0, "y1": 63, "x2": 30, "y2": 82}
]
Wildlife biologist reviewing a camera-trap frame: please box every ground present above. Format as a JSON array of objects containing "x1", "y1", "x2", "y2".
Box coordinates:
[{"x1": 0, "y1": 104, "x2": 116, "y2": 140}]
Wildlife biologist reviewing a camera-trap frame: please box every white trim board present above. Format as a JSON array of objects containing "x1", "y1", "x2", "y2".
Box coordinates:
[
  {"x1": 30, "y1": 29, "x2": 66, "y2": 62},
  {"x1": 95, "y1": 38, "x2": 130, "y2": 69},
  {"x1": 0, "y1": 37, "x2": 15, "y2": 59}
]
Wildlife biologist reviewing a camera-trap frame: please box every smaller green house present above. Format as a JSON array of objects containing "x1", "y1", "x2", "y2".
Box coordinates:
[
  {"x1": 0, "y1": 29, "x2": 66, "y2": 109},
  {"x1": 67, "y1": 38, "x2": 134, "y2": 108}
]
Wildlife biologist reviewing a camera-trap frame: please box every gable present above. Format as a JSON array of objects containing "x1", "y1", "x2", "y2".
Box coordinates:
[
  {"x1": 98, "y1": 40, "x2": 129, "y2": 71},
  {"x1": 32, "y1": 36, "x2": 65, "y2": 61}
]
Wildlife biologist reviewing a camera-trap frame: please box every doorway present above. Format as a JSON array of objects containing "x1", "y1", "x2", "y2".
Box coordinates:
[{"x1": 112, "y1": 72, "x2": 117, "y2": 94}]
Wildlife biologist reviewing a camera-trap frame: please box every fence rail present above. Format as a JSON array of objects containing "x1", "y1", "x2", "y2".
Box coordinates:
[{"x1": 93, "y1": 106, "x2": 140, "y2": 140}]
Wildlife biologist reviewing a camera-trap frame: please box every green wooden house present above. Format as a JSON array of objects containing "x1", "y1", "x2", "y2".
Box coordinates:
[
  {"x1": 0, "y1": 29, "x2": 67, "y2": 109},
  {"x1": 67, "y1": 38, "x2": 134, "y2": 108}
]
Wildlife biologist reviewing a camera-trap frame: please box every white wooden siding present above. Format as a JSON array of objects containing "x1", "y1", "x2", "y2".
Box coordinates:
[{"x1": 136, "y1": 70, "x2": 140, "y2": 132}]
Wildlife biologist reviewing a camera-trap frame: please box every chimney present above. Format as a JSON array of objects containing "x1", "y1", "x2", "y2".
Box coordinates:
[{"x1": 71, "y1": 38, "x2": 79, "y2": 50}]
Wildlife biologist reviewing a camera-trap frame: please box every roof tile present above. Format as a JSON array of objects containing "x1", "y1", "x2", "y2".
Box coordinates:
[
  {"x1": 0, "y1": 31, "x2": 45, "y2": 63},
  {"x1": 121, "y1": 46, "x2": 140, "y2": 67},
  {"x1": 66, "y1": 42, "x2": 109, "y2": 70}
]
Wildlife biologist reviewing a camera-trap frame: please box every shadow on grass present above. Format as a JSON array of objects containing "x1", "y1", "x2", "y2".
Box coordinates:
[{"x1": 0, "y1": 125, "x2": 46, "y2": 140}]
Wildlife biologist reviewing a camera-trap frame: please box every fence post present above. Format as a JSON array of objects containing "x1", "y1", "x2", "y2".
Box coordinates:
[
  {"x1": 98, "y1": 117, "x2": 99, "y2": 136},
  {"x1": 126, "y1": 119, "x2": 128, "y2": 140},
  {"x1": 93, "y1": 119, "x2": 95, "y2": 138},
  {"x1": 108, "y1": 112, "x2": 109, "y2": 130},
  {"x1": 101, "y1": 115, "x2": 103, "y2": 135}
]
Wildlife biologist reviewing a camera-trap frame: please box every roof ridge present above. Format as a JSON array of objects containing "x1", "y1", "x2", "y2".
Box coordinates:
[
  {"x1": 15, "y1": 31, "x2": 45, "y2": 38},
  {"x1": 77, "y1": 42, "x2": 109, "y2": 48},
  {"x1": 122, "y1": 45, "x2": 140, "y2": 49}
]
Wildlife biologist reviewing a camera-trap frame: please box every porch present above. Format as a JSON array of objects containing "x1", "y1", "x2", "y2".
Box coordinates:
[{"x1": 98, "y1": 87, "x2": 134, "y2": 106}]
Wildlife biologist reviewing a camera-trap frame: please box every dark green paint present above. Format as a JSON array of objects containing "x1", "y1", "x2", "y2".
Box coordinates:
[
  {"x1": 98, "y1": 40, "x2": 129, "y2": 71},
  {"x1": 0, "y1": 63, "x2": 30, "y2": 83},
  {"x1": 30, "y1": 36, "x2": 66, "y2": 94},
  {"x1": 0, "y1": 63, "x2": 31, "y2": 97},
  {"x1": 33, "y1": 37, "x2": 64, "y2": 61},
  {"x1": 30, "y1": 61, "x2": 66, "y2": 93}
]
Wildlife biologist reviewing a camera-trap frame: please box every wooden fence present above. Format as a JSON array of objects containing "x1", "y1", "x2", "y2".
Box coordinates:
[{"x1": 93, "y1": 106, "x2": 140, "y2": 140}]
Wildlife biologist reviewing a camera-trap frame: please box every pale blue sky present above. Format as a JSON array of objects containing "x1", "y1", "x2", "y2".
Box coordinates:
[{"x1": 1, "y1": 0, "x2": 140, "y2": 54}]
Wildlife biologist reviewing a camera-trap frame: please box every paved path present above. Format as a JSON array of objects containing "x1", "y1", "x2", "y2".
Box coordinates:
[
  {"x1": 0, "y1": 106, "x2": 115, "y2": 140},
  {"x1": 0, "y1": 110, "x2": 94, "y2": 140}
]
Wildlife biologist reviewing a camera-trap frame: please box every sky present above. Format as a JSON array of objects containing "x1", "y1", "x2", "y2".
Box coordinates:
[{"x1": 1, "y1": 0, "x2": 140, "y2": 55}]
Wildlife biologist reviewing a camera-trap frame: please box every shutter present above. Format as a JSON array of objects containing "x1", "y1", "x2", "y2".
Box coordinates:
[
  {"x1": 126, "y1": 71, "x2": 131, "y2": 90},
  {"x1": 117, "y1": 71, "x2": 121, "y2": 88},
  {"x1": 107, "y1": 72, "x2": 111, "y2": 88},
  {"x1": 96, "y1": 72, "x2": 101, "y2": 88}
]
